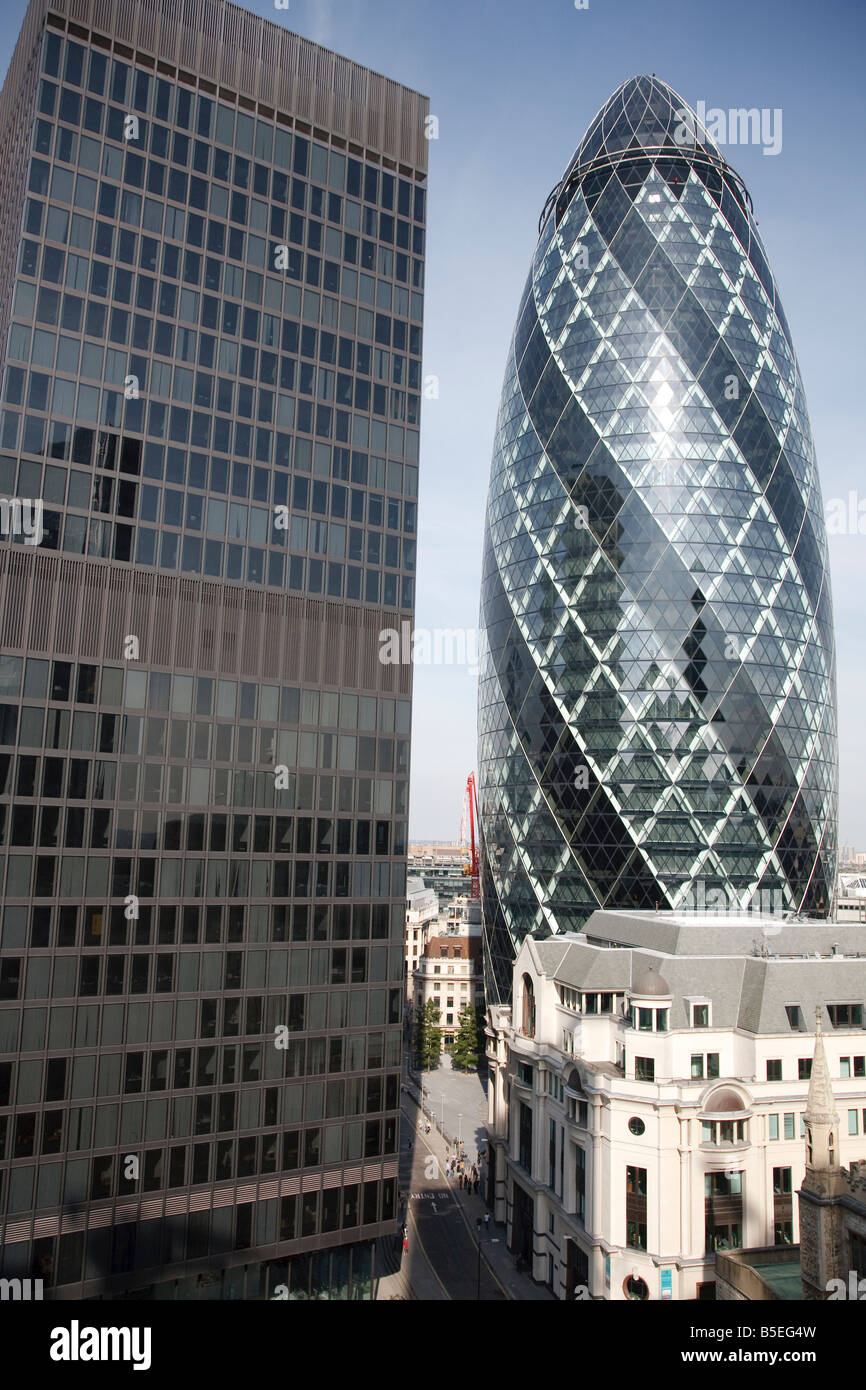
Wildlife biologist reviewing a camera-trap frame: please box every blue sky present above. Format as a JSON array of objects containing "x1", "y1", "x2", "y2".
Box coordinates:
[{"x1": 2, "y1": 0, "x2": 865, "y2": 845}]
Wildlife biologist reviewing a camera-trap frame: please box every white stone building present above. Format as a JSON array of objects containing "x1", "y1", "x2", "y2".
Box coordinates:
[
  {"x1": 412, "y1": 911, "x2": 484, "y2": 1053},
  {"x1": 485, "y1": 910, "x2": 866, "y2": 1300},
  {"x1": 405, "y1": 874, "x2": 439, "y2": 996}
]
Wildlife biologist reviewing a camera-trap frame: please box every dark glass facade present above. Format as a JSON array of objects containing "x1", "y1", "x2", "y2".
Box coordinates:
[
  {"x1": 0, "y1": 1, "x2": 427, "y2": 1296},
  {"x1": 478, "y1": 76, "x2": 837, "y2": 1001}
]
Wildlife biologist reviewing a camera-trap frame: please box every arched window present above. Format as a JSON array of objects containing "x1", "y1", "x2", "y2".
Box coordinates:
[{"x1": 522, "y1": 974, "x2": 535, "y2": 1039}]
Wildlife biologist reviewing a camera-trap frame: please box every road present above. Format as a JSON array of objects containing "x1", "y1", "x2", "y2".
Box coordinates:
[{"x1": 398, "y1": 1092, "x2": 506, "y2": 1301}]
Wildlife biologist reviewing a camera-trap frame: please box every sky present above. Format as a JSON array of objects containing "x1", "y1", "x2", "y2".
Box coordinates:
[{"x1": 1, "y1": 0, "x2": 864, "y2": 846}]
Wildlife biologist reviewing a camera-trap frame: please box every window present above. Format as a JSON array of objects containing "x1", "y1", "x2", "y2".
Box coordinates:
[
  {"x1": 635, "y1": 1056, "x2": 654, "y2": 1083},
  {"x1": 773, "y1": 1167, "x2": 792, "y2": 1246},
  {"x1": 798, "y1": 1059, "x2": 812, "y2": 1080},
  {"x1": 691, "y1": 1053, "x2": 720, "y2": 1080},
  {"x1": 568, "y1": 1098, "x2": 588, "y2": 1127},
  {"x1": 580, "y1": 991, "x2": 618, "y2": 1015},
  {"x1": 692, "y1": 1003, "x2": 709, "y2": 1028},
  {"x1": 701, "y1": 1120, "x2": 747, "y2": 1144},
  {"x1": 783, "y1": 1112, "x2": 795, "y2": 1140},
  {"x1": 574, "y1": 1146, "x2": 586, "y2": 1221},
  {"x1": 626, "y1": 1166, "x2": 647, "y2": 1251},
  {"x1": 828, "y1": 1004, "x2": 863, "y2": 1028},
  {"x1": 766, "y1": 1059, "x2": 782, "y2": 1081},
  {"x1": 785, "y1": 1004, "x2": 804, "y2": 1031},
  {"x1": 628, "y1": 1116, "x2": 645, "y2": 1137},
  {"x1": 521, "y1": 974, "x2": 536, "y2": 1038},
  {"x1": 518, "y1": 1101, "x2": 533, "y2": 1174},
  {"x1": 768, "y1": 1114, "x2": 779, "y2": 1141},
  {"x1": 849, "y1": 1110, "x2": 859, "y2": 1136},
  {"x1": 773, "y1": 1166, "x2": 792, "y2": 1194},
  {"x1": 517, "y1": 1062, "x2": 533, "y2": 1087},
  {"x1": 704, "y1": 1172, "x2": 742, "y2": 1253}
]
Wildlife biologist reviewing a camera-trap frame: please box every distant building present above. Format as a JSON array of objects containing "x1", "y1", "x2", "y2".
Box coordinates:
[
  {"x1": 408, "y1": 842, "x2": 471, "y2": 909},
  {"x1": 836, "y1": 873, "x2": 866, "y2": 922},
  {"x1": 485, "y1": 910, "x2": 866, "y2": 1299},
  {"x1": 412, "y1": 903, "x2": 484, "y2": 1054},
  {"x1": 405, "y1": 875, "x2": 439, "y2": 996}
]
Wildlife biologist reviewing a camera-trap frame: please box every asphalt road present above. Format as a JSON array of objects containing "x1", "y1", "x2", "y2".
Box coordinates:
[{"x1": 399, "y1": 1095, "x2": 506, "y2": 1301}]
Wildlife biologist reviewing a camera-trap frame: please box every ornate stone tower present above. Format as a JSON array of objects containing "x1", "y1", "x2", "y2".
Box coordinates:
[{"x1": 799, "y1": 1009, "x2": 843, "y2": 1298}]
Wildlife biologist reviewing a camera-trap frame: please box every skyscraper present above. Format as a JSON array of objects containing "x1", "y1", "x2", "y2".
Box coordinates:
[
  {"x1": 0, "y1": 0, "x2": 427, "y2": 1298},
  {"x1": 478, "y1": 76, "x2": 837, "y2": 1002}
]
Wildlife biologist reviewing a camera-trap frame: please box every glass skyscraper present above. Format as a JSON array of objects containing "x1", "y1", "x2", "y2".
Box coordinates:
[
  {"x1": 0, "y1": 0, "x2": 427, "y2": 1297},
  {"x1": 478, "y1": 76, "x2": 837, "y2": 1002}
]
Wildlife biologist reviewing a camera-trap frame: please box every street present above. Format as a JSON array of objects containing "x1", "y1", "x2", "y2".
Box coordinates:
[{"x1": 398, "y1": 1090, "x2": 507, "y2": 1301}]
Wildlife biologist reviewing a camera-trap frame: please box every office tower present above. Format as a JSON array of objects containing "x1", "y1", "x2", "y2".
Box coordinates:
[
  {"x1": 0, "y1": 0, "x2": 427, "y2": 1298},
  {"x1": 478, "y1": 76, "x2": 836, "y2": 1001}
]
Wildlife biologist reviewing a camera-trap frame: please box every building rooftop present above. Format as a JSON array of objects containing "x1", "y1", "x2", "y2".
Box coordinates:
[{"x1": 521, "y1": 911, "x2": 866, "y2": 1036}]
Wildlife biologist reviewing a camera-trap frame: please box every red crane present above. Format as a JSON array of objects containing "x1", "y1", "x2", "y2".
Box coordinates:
[{"x1": 460, "y1": 773, "x2": 481, "y2": 900}]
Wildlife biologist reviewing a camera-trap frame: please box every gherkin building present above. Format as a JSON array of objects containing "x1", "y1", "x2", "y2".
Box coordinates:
[{"x1": 477, "y1": 76, "x2": 837, "y2": 1001}]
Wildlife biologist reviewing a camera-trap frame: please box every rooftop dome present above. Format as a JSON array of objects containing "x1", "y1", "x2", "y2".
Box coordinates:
[
  {"x1": 540, "y1": 74, "x2": 752, "y2": 236},
  {"x1": 631, "y1": 964, "x2": 671, "y2": 997},
  {"x1": 572, "y1": 75, "x2": 724, "y2": 172}
]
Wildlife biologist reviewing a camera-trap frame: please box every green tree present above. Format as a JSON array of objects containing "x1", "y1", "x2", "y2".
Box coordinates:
[
  {"x1": 451, "y1": 1004, "x2": 482, "y2": 1072},
  {"x1": 414, "y1": 998, "x2": 442, "y2": 1070}
]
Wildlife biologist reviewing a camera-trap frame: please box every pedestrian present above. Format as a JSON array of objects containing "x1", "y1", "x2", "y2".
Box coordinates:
[
  {"x1": 474, "y1": 1177, "x2": 479, "y2": 1195},
  {"x1": 483, "y1": 1212, "x2": 491, "y2": 1230}
]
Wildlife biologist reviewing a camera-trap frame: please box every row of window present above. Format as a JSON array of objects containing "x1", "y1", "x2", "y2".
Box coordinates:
[
  {"x1": 1, "y1": 1055, "x2": 399, "y2": 1120},
  {"x1": 1, "y1": 898, "x2": 398, "y2": 949},
  {"x1": 0, "y1": 978, "x2": 401, "y2": 1056},
  {"x1": 0, "y1": 659, "x2": 410, "y2": 732},
  {"x1": 0, "y1": 1116, "x2": 398, "y2": 1216},
  {"x1": 1, "y1": 1187, "x2": 384, "y2": 1290},
  {"x1": 41, "y1": 36, "x2": 427, "y2": 219},
  {"x1": 0, "y1": 944, "x2": 402, "y2": 1001},
  {"x1": 0, "y1": 847, "x2": 400, "y2": 905},
  {"x1": 27, "y1": 144, "x2": 425, "y2": 288},
  {"x1": 1, "y1": 517, "x2": 416, "y2": 602},
  {"x1": 0, "y1": 808, "x2": 403, "y2": 866},
  {"x1": 0, "y1": 756, "x2": 404, "y2": 820},
  {"x1": 28, "y1": 164, "x2": 424, "y2": 289},
  {"x1": 3, "y1": 430, "x2": 419, "y2": 501}
]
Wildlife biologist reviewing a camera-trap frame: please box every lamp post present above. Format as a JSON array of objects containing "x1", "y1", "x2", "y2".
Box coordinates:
[
  {"x1": 458, "y1": 1113, "x2": 463, "y2": 1144},
  {"x1": 475, "y1": 1217, "x2": 484, "y2": 1300},
  {"x1": 440, "y1": 1094, "x2": 444, "y2": 1131}
]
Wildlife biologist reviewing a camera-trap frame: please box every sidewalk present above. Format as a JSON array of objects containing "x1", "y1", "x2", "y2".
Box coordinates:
[{"x1": 403, "y1": 1075, "x2": 554, "y2": 1301}]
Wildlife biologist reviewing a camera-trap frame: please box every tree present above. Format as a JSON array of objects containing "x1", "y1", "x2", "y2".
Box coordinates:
[
  {"x1": 451, "y1": 1004, "x2": 482, "y2": 1072},
  {"x1": 413, "y1": 998, "x2": 442, "y2": 1070}
]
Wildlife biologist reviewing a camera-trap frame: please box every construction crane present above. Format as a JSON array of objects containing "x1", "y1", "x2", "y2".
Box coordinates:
[{"x1": 459, "y1": 773, "x2": 481, "y2": 901}]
